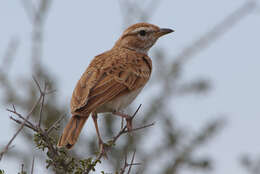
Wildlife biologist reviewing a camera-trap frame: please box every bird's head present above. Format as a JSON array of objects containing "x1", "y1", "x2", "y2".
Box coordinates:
[{"x1": 114, "y1": 22, "x2": 174, "y2": 54}]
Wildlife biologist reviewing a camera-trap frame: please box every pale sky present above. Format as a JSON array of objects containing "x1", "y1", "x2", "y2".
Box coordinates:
[{"x1": 0, "y1": 0, "x2": 260, "y2": 174}]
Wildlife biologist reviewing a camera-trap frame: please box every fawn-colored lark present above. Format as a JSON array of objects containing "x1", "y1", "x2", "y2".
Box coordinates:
[{"x1": 58, "y1": 22, "x2": 174, "y2": 149}]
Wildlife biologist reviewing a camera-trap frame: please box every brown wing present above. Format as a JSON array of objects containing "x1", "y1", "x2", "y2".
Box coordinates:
[{"x1": 70, "y1": 48, "x2": 152, "y2": 115}]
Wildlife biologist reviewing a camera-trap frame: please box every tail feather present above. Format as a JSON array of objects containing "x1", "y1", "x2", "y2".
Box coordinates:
[{"x1": 58, "y1": 115, "x2": 89, "y2": 149}]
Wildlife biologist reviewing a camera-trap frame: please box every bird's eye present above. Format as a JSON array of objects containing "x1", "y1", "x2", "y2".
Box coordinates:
[{"x1": 139, "y1": 30, "x2": 146, "y2": 36}]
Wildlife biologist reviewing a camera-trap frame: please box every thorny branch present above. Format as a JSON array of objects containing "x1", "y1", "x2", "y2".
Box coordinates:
[
  {"x1": 46, "y1": 115, "x2": 66, "y2": 134},
  {"x1": 119, "y1": 150, "x2": 141, "y2": 174},
  {"x1": 1, "y1": 78, "x2": 154, "y2": 173},
  {"x1": 0, "y1": 79, "x2": 44, "y2": 161},
  {"x1": 34, "y1": 77, "x2": 48, "y2": 128},
  {"x1": 84, "y1": 104, "x2": 154, "y2": 174},
  {"x1": 0, "y1": 79, "x2": 72, "y2": 173}
]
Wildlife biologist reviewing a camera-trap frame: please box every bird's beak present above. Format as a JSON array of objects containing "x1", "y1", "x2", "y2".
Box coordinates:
[{"x1": 155, "y1": 28, "x2": 174, "y2": 38}]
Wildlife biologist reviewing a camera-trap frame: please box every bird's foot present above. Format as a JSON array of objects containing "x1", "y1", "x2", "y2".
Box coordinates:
[{"x1": 113, "y1": 111, "x2": 133, "y2": 132}]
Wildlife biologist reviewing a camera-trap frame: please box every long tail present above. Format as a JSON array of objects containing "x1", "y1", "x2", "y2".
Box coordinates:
[{"x1": 57, "y1": 115, "x2": 89, "y2": 149}]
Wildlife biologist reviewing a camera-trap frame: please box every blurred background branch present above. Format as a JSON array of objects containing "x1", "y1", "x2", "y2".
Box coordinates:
[{"x1": 240, "y1": 154, "x2": 260, "y2": 174}]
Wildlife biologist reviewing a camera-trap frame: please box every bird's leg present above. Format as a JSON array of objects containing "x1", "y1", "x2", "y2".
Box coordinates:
[
  {"x1": 112, "y1": 111, "x2": 133, "y2": 132},
  {"x1": 92, "y1": 112, "x2": 107, "y2": 158}
]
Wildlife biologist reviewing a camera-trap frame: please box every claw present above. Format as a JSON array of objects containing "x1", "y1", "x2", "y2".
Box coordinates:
[{"x1": 113, "y1": 111, "x2": 134, "y2": 133}]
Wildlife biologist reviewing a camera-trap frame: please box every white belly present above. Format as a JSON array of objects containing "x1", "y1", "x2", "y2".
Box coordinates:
[{"x1": 96, "y1": 88, "x2": 143, "y2": 113}]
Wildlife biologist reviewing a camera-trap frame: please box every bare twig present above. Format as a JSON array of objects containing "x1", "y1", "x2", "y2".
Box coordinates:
[
  {"x1": 12, "y1": 104, "x2": 16, "y2": 112},
  {"x1": 120, "y1": 152, "x2": 128, "y2": 174},
  {"x1": 10, "y1": 113, "x2": 59, "y2": 156},
  {"x1": 126, "y1": 122, "x2": 155, "y2": 133},
  {"x1": 112, "y1": 122, "x2": 155, "y2": 146},
  {"x1": 10, "y1": 116, "x2": 38, "y2": 132},
  {"x1": 0, "y1": 94, "x2": 42, "y2": 161},
  {"x1": 119, "y1": 150, "x2": 140, "y2": 174},
  {"x1": 31, "y1": 156, "x2": 35, "y2": 174},
  {"x1": 4, "y1": 93, "x2": 69, "y2": 172},
  {"x1": 38, "y1": 82, "x2": 47, "y2": 128},
  {"x1": 33, "y1": 76, "x2": 42, "y2": 92},
  {"x1": 46, "y1": 115, "x2": 66, "y2": 134},
  {"x1": 0, "y1": 77, "x2": 51, "y2": 161},
  {"x1": 131, "y1": 104, "x2": 142, "y2": 119},
  {"x1": 127, "y1": 150, "x2": 136, "y2": 174},
  {"x1": 7, "y1": 108, "x2": 35, "y2": 129}
]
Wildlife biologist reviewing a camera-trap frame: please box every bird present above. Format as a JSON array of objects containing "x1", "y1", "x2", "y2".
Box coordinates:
[{"x1": 57, "y1": 22, "x2": 174, "y2": 150}]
